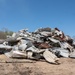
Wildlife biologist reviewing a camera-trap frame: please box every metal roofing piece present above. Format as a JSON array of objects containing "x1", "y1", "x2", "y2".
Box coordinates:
[
  {"x1": 0, "y1": 44, "x2": 12, "y2": 49},
  {"x1": 52, "y1": 48, "x2": 69, "y2": 57},
  {"x1": 48, "y1": 37, "x2": 59, "y2": 43},
  {"x1": 18, "y1": 44, "x2": 27, "y2": 51},
  {"x1": 5, "y1": 50, "x2": 27, "y2": 58},
  {"x1": 69, "y1": 49, "x2": 75, "y2": 58},
  {"x1": 26, "y1": 46, "x2": 39, "y2": 53},
  {"x1": 43, "y1": 49, "x2": 59, "y2": 64},
  {"x1": 61, "y1": 42, "x2": 73, "y2": 52}
]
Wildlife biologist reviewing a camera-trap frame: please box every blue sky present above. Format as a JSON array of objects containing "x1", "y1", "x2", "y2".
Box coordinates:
[{"x1": 0, "y1": 0, "x2": 75, "y2": 37}]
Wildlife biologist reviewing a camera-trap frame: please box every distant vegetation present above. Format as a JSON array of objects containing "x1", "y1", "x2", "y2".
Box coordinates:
[{"x1": 0, "y1": 28, "x2": 13, "y2": 39}]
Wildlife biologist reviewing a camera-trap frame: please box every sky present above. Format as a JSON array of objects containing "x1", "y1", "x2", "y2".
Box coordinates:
[{"x1": 0, "y1": 0, "x2": 75, "y2": 37}]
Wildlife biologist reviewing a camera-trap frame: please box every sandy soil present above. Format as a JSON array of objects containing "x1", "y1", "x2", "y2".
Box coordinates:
[{"x1": 0, "y1": 54, "x2": 75, "y2": 75}]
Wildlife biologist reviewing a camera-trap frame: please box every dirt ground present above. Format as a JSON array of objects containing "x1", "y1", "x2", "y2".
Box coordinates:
[{"x1": 0, "y1": 54, "x2": 75, "y2": 75}]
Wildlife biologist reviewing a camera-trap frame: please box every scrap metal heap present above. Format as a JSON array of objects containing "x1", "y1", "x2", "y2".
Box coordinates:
[{"x1": 0, "y1": 27, "x2": 75, "y2": 64}]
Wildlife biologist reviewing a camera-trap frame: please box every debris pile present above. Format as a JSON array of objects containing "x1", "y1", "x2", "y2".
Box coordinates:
[{"x1": 0, "y1": 27, "x2": 75, "y2": 64}]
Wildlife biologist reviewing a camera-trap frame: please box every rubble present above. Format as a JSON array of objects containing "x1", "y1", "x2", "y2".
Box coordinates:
[{"x1": 0, "y1": 27, "x2": 75, "y2": 64}]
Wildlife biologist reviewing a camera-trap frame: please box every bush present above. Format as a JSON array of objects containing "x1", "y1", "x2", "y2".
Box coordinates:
[{"x1": 0, "y1": 31, "x2": 7, "y2": 39}]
